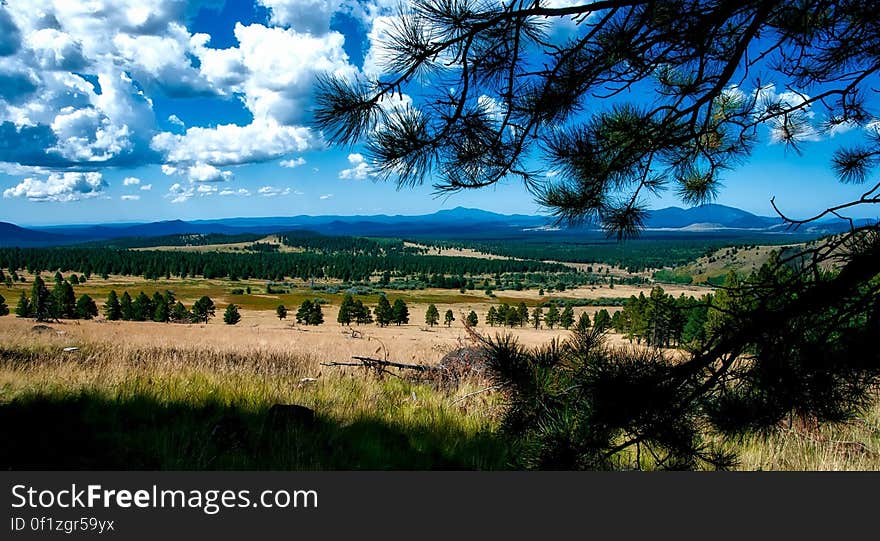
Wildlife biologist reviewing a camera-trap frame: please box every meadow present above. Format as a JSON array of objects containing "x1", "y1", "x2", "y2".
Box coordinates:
[{"x1": 1, "y1": 313, "x2": 877, "y2": 470}]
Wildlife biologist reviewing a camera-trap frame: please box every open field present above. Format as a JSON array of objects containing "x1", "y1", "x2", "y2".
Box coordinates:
[{"x1": 1, "y1": 315, "x2": 877, "y2": 470}]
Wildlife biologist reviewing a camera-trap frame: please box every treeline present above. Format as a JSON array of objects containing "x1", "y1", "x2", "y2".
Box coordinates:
[
  {"x1": 12, "y1": 272, "x2": 99, "y2": 321},
  {"x1": 0, "y1": 247, "x2": 567, "y2": 283},
  {"x1": 95, "y1": 233, "x2": 264, "y2": 249},
  {"x1": 413, "y1": 237, "x2": 799, "y2": 272},
  {"x1": 611, "y1": 286, "x2": 710, "y2": 348},
  {"x1": 278, "y1": 232, "x2": 415, "y2": 256},
  {"x1": 102, "y1": 290, "x2": 216, "y2": 324}
]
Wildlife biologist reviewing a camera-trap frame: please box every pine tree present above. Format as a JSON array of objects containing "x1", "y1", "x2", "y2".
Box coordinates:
[
  {"x1": 560, "y1": 306, "x2": 575, "y2": 330},
  {"x1": 391, "y1": 298, "x2": 409, "y2": 325},
  {"x1": 296, "y1": 300, "x2": 314, "y2": 324},
  {"x1": 531, "y1": 307, "x2": 543, "y2": 329},
  {"x1": 375, "y1": 295, "x2": 393, "y2": 327},
  {"x1": 337, "y1": 293, "x2": 355, "y2": 325},
  {"x1": 120, "y1": 291, "x2": 133, "y2": 321},
  {"x1": 192, "y1": 296, "x2": 215, "y2": 324},
  {"x1": 132, "y1": 291, "x2": 152, "y2": 321},
  {"x1": 545, "y1": 305, "x2": 560, "y2": 329},
  {"x1": 444, "y1": 309, "x2": 455, "y2": 327},
  {"x1": 15, "y1": 292, "x2": 31, "y2": 318},
  {"x1": 425, "y1": 304, "x2": 439, "y2": 327},
  {"x1": 352, "y1": 300, "x2": 372, "y2": 325},
  {"x1": 466, "y1": 310, "x2": 478, "y2": 327},
  {"x1": 75, "y1": 295, "x2": 98, "y2": 320},
  {"x1": 0, "y1": 293, "x2": 8, "y2": 317},
  {"x1": 224, "y1": 304, "x2": 241, "y2": 325},
  {"x1": 104, "y1": 290, "x2": 122, "y2": 320},
  {"x1": 517, "y1": 302, "x2": 529, "y2": 327},
  {"x1": 30, "y1": 275, "x2": 52, "y2": 322},
  {"x1": 594, "y1": 309, "x2": 612, "y2": 332},
  {"x1": 486, "y1": 306, "x2": 497, "y2": 327},
  {"x1": 575, "y1": 312, "x2": 591, "y2": 334},
  {"x1": 171, "y1": 301, "x2": 191, "y2": 323},
  {"x1": 152, "y1": 292, "x2": 169, "y2": 322},
  {"x1": 276, "y1": 304, "x2": 287, "y2": 321}
]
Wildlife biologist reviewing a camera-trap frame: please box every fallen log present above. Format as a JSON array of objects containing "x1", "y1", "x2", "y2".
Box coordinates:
[{"x1": 321, "y1": 356, "x2": 440, "y2": 373}]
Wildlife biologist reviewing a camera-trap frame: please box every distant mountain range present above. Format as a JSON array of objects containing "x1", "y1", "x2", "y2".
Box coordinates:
[{"x1": 0, "y1": 204, "x2": 873, "y2": 247}]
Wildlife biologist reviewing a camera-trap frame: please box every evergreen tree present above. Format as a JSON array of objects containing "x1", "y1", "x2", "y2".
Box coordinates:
[
  {"x1": 352, "y1": 300, "x2": 372, "y2": 325},
  {"x1": 337, "y1": 293, "x2": 355, "y2": 325},
  {"x1": 75, "y1": 295, "x2": 98, "y2": 320},
  {"x1": 171, "y1": 301, "x2": 191, "y2": 323},
  {"x1": 104, "y1": 290, "x2": 122, "y2": 321},
  {"x1": 575, "y1": 312, "x2": 592, "y2": 334},
  {"x1": 30, "y1": 275, "x2": 52, "y2": 322},
  {"x1": 516, "y1": 302, "x2": 529, "y2": 327},
  {"x1": 132, "y1": 291, "x2": 152, "y2": 321},
  {"x1": 296, "y1": 300, "x2": 314, "y2": 324},
  {"x1": 545, "y1": 305, "x2": 560, "y2": 329},
  {"x1": 224, "y1": 304, "x2": 241, "y2": 325},
  {"x1": 276, "y1": 304, "x2": 287, "y2": 321},
  {"x1": 486, "y1": 306, "x2": 497, "y2": 327},
  {"x1": 52, "y1": 280, "x2": 76, "y2": 319},
  {"x1": 152, "y1": 292, "x2": 169, "y2": 322},
  {"x1": 391, "y1": 298, "x2": 409, "y2": 325},
  {"x1": 425, "y1": 304, "x2": 439, "y2": 327},
  {"x1": 120, "y1": 291, "x2": 133, "y2": 321},
  {"x1": 444, "y1": 309, "x2": 455, "y2": 327},
  {"x1": 466, "y1": 310, "x2": 478, "y2": 327},
  {"x1": 560, "y1": 306, "x2": 575, "y2": 330},
  {"x1": 375, "y1": 295, "x2": 393, "y2": 327},
  {"x1": 531, "y1": 307, "x2": 543, "y2": 329},
  {"x1": 0, "y1": 293, "x2": 8, "y2": 316},
  {"x1": 192, "y1": 296, "x2": 215, "y2": 324},
  {"x1": 594, "y1": 309, "x2": 612, "y2": 332},
  {"x1": 15, "y1": 292, "x2": 31, "y2": 318}
]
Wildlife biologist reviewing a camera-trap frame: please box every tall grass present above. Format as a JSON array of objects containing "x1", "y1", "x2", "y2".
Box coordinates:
[
  {"x1": 1, "y1": 326, "x2": 877, "y2": 470},
  {"x1": 0, "y1": 339, "x2": 509, "y2": 470}
]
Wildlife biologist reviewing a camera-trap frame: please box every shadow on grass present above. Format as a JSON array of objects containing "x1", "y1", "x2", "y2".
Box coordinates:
[{"x1": 0, "y1": 393, "x2": 510, "y2": 470}]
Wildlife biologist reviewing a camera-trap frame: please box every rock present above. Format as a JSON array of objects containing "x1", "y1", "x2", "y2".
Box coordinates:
[
  {"x1": 266, "y1": 404, "x2": 316, "y2": 429},
  {"x1": 62, "y1": 347, "x2": 79, "y2": 352}
]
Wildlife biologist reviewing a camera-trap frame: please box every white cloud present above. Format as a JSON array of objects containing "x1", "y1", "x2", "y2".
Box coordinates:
[
  {"x1": 123, "y1": 176, "x2": 141, "y2": 186},
  {"x1": 140, "y1": 183, "x2": 152, "y2": 191},
  {"x1": 185, "y1": 162, "x2": 233, "y2": 182},
  {"x1": 280, "y1": 157, "x2": 306, "y2": 168},
  {"x1": 168, "y1": 114, "x2": 185, "y2": 128},
  {"x1": 258, "y1": 185, "x2": 292, "y2": 197},
  {"x1": 256, "y1": 0, "x2": 343, "y2": 34},
  {"x1": 339, "y1": 152, "x2": 373, "y2": 180},
  {"x1": 165, "y1": 182, "x2": 194, "y2": 203},
  {"x1": 120, "y1": 194, "x2": 140, "y2": 201},
  {"x1": 3, "y1": 172, "x2": 107, "y2": 202},
  {"x1": 319, "y1": 193, "x2": 333, "y2": 200},
  {"x1": 151, "y1": 119, "x2": 315, "y2": 169},
  {"x1": 219, "y1": 188, "x2": 251, "y2": 196}
]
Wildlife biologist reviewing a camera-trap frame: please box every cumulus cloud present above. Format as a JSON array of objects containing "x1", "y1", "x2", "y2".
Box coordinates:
[
  {"x1": 256, "y1": 0, "x2": 343, "y2": 34},
  {"x1": 121, "y1": 194, "x2": 140, "y2": 201},
  {"x1": 280, "y1": 157, "x2": 306, "y2": 168},
  {"x1": 140, "y1": 183, "x2": 152, "y2": 191},
  {"x1": 3, "y1": 172, "x2": 107, "y2": 202},
  {"x1": 339, "y1": 153, "x2": 373, "y2": 180},
  {"x1": 168, "y1": 114, "x2": 185, "y2": 128},
  {"x1": 165, "y1": 182, "x2": 194, "y2": 203},
  {"x1": 123, "y1": 176, "x2": 141, "y2": 186},
  {"x1": 0, "y1": 7, "x2": 22, "y2": 56}
]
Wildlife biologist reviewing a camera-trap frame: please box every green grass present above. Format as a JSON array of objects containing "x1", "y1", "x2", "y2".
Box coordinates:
[{"x1": 0, "y1": 342, "x2": 510, "y2": 470}]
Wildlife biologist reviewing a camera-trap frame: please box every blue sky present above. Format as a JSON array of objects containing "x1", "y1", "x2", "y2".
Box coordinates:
[{"x1": 0, "y1": 0, "x2": 877, "y2": 226}]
